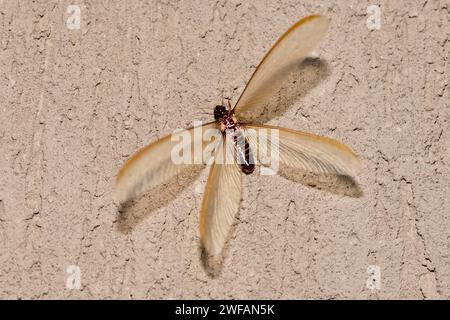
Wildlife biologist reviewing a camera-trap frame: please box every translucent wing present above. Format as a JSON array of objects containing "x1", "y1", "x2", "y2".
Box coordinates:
[
  {"x1": 244, "y1": 124, "x2": 361, "y2": 176},
  {"x1": 114, "y1": 122, "x2": 219, "y2": 203},
  {"x1": 199, "y1": 136, "x2": 242, "y2": 255},
  {"x1": 233, "y1": 15, "x2": 329, "y2": 121}
]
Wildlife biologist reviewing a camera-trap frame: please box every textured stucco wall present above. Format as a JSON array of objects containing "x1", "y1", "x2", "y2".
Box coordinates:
[{"x1": 0, "y1": 0, "x2": 449, "y2": 299}]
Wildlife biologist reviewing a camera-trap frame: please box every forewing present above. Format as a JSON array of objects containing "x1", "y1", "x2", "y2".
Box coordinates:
[
  {"x1": 244, "y1": 124, "x2": 361, "y2": 176},
  {"x1": 199, "y1": 136, "x2": 242, "y2": 256},
  {"x1": 233, "y1": 15, "x2": 329, "y2": 121},
  {"x1": 114, "y1": 122, "x2": 220, "y2": 203}
]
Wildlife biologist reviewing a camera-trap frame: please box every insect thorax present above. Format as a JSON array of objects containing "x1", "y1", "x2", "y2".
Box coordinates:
[
  {"x1": 220, "y1": 114, "x2": 239, "y2": 133},
  {"x1": 214, "y1": 105, "x2": 238, "y2": 132}
]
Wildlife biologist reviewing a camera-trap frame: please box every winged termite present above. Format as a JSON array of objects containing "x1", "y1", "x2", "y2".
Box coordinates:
[{"x1": 114, "y1": 15, "x2": 361, "y2": 256}]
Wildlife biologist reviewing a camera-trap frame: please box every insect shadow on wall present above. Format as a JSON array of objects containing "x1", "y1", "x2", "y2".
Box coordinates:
[{"x1": 114, "y1": 15, "x2": 362, "y2": 275}]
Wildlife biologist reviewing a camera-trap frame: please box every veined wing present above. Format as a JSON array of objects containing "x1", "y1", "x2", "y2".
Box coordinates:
[
  {"x1": 114, "y1": 122, "x2": 220, "y2": 204},
  {"x1": 233, "y1": 15, "x2": 329, "y2": 122},
  {"x1": 199, "y1": 135, "x2": 242, "y2": 255},
  {"x1": 243, "y1": 124, "x2": 361, "y2": 176}
]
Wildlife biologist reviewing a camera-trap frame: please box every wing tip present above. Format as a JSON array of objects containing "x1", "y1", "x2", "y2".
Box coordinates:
[
  {"x1": 332, "y1": 143, "x2": 362, "y2": 176},
  {"x1": 348, "y1": 154, "x2": 363, "y2": 176},
  {"x1": 112, "y1": 183, "x2": 127, "y2": 205},
  {"x1": 301, "y1": 14, "x2": 330, "y2": 28},
  {"x1": 201, "y1": 238, "x2": 223, "y2": 257},
  {"x1": 113, "y1": 171, "x2": 137, "y2": 205}
]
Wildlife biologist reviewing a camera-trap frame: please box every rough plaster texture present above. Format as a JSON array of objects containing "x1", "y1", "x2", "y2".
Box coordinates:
[{"x1": 0, "y1": 0, "x2": 449, "y2": 299}]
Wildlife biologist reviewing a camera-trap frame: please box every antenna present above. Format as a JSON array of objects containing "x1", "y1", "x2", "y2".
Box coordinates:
[
  {"x1": 225, "y1": 96, "x2": 232, "y2": 111},
  {"x1": 220, "y1": 89, "x2": 224, "y2": 106}
]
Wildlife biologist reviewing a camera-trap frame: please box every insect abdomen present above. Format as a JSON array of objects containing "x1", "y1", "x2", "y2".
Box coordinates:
[{"x1": 233, "y1": 132, "x2": 255, "y2": 175}]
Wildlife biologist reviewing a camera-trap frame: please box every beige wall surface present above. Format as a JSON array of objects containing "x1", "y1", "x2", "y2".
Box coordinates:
[{"x1": 0, "y1": 0, "x2": 449, "y2": 299}]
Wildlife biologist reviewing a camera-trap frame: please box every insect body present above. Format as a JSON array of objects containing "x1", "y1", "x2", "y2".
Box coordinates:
[
  {"x1": 215, "y1": 105, "x2": 255, "y2": 174},
  {"x1": 114, "y1": 15, "x2": 361, "y2": 256}
]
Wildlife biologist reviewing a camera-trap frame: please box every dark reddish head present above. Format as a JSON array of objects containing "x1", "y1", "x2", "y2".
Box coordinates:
[{"x1": 214, "y1": 105, "x2": 228, "y2": 120}]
